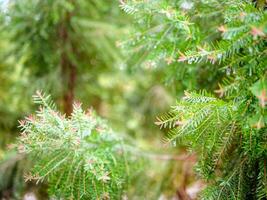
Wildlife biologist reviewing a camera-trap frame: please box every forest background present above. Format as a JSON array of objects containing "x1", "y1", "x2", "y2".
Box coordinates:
[{"x1": 0, "y1": 0, "x2": 266, "y2": 199}]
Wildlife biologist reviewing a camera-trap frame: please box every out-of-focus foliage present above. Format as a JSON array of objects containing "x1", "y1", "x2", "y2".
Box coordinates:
[
  {"x1": 0, "y1": 15, "x2": 31, "y2": 146},
  {"x1": 6, "y1": 0, "x2": 130, "y2": 112}
]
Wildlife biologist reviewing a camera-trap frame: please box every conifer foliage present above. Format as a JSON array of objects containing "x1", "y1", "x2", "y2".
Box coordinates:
[
  {"x1": 17, "y1": 91, "x2": 135, "y2": 199},
  {"x1": 121, "y1": 0, "x2": 267, "y2": 199},
  {"x1": 11, "y1": 0, "x2": 267, "y2": 199}
]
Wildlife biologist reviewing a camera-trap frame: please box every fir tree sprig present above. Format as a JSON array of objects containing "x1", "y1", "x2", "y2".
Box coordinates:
[{"x1": 17, "y1": 92, "x2": 137, "y2": 199}]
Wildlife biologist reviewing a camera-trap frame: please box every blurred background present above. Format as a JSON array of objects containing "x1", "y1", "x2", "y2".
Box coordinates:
[{"x1": 0, "y1": 0, "x2": 201, "y2": 199}]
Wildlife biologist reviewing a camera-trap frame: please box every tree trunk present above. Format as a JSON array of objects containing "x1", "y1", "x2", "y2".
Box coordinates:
[{"x1": 58, "y1": 12, "x2": 76, "y2": 116}]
